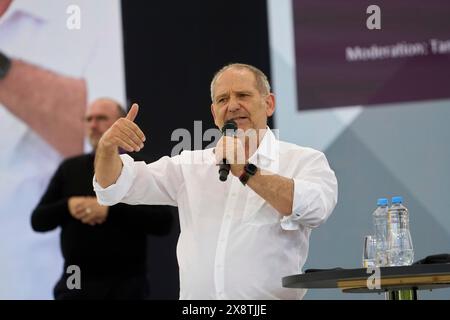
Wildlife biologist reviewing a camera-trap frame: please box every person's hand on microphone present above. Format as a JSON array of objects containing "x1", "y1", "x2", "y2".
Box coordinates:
[
  {"x1": 215, "y1": 136, "x2": 246, "y2": 177},
  {"x1": 98, "y1": 103, "x2": 146, "y2": 153}
]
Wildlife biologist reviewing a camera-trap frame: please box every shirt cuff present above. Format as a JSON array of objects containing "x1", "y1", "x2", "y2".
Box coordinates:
[
  {"x1": 280, "y1": 178, "x2": 310, "y2": 231},
  {"x1": 93, "y1": 154, "x2": 136, "y2": 206}
]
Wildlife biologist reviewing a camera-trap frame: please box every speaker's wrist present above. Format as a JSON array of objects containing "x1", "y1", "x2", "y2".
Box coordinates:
[{"x1": 239, "y1": 163, "x2": 258, "y2": 186}]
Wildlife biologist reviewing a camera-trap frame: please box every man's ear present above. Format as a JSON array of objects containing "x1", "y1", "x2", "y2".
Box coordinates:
[{"x1": 265, "y1": 94, "x2": 275, "y2": 117}]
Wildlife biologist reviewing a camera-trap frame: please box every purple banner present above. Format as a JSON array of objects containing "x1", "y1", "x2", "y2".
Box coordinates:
[{"x1": 293, "y1": 0, "x2": 450, "y2": 110}]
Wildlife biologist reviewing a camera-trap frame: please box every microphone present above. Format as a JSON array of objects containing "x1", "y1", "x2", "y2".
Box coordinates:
[{"x1": 218, "y1": 120, "x2": 237, "y2": 182}]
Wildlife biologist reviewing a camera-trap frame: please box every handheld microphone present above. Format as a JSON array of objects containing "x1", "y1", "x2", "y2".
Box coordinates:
[{"x1": 218, "y1": 120, "x2": 237, "y2": 182}]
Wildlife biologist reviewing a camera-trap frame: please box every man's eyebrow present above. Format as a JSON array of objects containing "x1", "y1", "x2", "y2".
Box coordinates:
[
  {"x1": 215, "y1": 90, "x2": 253, "y2": 100},
  {"x1": 235, "y1": 90, "x2": 252, "y2": 95},
  {"x1": 214, "y1": 93, "x2": 228, "y2": 100},
  {"x1": 85, "y1": 115, "x2": 108, "y2": 120}
]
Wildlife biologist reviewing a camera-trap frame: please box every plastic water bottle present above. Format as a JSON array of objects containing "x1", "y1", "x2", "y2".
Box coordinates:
[
  {"x1": 373, "y1": 198, "x2": 389, "y2": 266},
  {"x1": 386, "y1": 196, "x2": 414, "y2": 266}
]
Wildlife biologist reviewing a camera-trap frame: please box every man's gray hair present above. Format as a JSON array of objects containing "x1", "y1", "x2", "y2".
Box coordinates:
[{"x1": 210, "y1": 63, "x2": 271, "y2": 102}]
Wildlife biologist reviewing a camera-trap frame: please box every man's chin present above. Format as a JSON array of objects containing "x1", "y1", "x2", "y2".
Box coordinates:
[
  {"x1": 236, "y1": 124, "x2": 255, "y2": 132},
  {"x1": 237, "y1": 126, "x2": 250, "y2": 133}
]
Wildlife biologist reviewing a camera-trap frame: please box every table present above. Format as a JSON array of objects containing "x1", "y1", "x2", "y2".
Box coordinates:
[{"x1": 282, "y1": 263, "x2": 450, "y2": 300}]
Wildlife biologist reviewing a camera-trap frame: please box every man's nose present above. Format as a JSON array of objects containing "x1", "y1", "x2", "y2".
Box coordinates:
[
  {"x1": 86, "y1": 119, "x2": 98, "y2": 130},
  {"x1": 227, "y1": 96, "x2": 240, "y2": 112}
]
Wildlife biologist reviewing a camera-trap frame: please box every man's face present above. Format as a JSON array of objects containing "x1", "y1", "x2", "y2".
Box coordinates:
[
  {"x1": 85, "y1": 99, "x2": 122, "y2": 149},
  {"x1": 211, "y1": 68, "x2": 275, "y2": 132}
]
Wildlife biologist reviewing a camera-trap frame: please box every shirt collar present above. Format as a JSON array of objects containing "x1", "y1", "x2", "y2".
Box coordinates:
[{"x1": 248, "y1": 127, "x2": 280, "y2": 172}]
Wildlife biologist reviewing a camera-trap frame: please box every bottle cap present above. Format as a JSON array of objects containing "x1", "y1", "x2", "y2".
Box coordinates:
[
  {"x1": 377, "y1": 198, "x2": 388, "y2": 206},
  {"x1": 392, "y1": 196, "x2": 403, "y2": 204}
]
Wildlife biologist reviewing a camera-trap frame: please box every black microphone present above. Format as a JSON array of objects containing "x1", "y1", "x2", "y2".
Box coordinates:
[{"x1": 218, "y1": 120, "x2": 238, "y2": 182}]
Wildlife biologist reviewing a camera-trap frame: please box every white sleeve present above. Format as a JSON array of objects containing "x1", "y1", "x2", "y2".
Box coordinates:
[
  {"x1": 280, "y1": 151, "x2": 338, "y2": 231},
  {"x1": 93, "y1": 153, "x2": 183, "y2": 207}
]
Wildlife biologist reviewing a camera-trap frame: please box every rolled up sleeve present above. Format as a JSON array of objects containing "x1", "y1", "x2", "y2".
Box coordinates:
[
  {"x1": 93, "y1": 154, "x2": 136, "y2": 206},
  {"x1": 280, "y1": 152, "x2": 338, "y2": 231}
]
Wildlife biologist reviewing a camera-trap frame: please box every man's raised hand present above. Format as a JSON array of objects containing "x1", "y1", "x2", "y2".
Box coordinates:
[{"x1": 98, "y1": 103, "x2": 146, "y2": 153}]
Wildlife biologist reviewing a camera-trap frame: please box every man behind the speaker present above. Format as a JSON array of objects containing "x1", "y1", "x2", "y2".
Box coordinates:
[{"x1": 93, "y1": 63, "x2": 338, "y2": 299}]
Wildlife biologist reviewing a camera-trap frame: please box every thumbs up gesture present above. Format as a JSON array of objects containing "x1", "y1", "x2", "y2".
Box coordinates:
[{"x1": 98, "y1": 103, "x2": 146, "y2": 153}]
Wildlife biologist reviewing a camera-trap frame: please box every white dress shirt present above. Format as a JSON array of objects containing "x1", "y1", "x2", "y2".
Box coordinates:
[
  {"x1": 94, "y1": 128, "x2": 338, "y2": 300},
  {"x1": 0, "y1": 0, "x2": 125, "y2": 299}
]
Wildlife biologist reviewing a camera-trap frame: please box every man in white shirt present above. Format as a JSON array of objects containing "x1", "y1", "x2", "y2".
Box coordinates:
[
  {"x1": 93, "y1": 63, "x2": 338, "y2": 299},
  {"x1": 0, "y1": 0, "x2": 125, "y2": 299}
]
